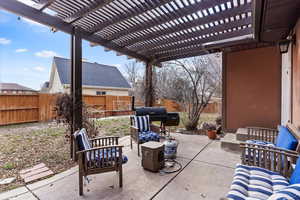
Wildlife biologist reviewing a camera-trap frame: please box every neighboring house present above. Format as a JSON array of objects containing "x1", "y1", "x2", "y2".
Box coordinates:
[
  {"x1": 0, "y1": 83, "x2": 37, "y2": 94},
  {"x1": 45, "y1": 57, "x2": 131, "y2": 96}
]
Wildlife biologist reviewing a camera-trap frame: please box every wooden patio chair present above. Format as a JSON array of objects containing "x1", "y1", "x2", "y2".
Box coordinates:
[
  {"x1": 130, "y1": 115, "x2": 161, "y2": 156},
  {"x1": 244, "y1": 122, "x2": 300, "y2": 153},
  {"x1": 73, "y1": 129, "x2": 127, "y2": 196},
  {"x1": 226, "y1": 142, "x2": 300, "y2": 199}
]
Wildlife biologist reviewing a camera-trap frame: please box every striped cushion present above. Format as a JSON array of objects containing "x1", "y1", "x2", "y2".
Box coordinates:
[
  {"x1": 133, "y1": 115, "x2": 150, "y2": 132},
  {"x1": 246, "y1": 140, "x2": 275, "y2": 147},
  {"x1": 74, "y1": 128, "x2": 92, "y2": 160},
  {"x1": 267, "y1": 184, "x2": 300, "y2": 200},
  {"x1": 227, "y1": 164, "x2": 289, "y2": 200}
]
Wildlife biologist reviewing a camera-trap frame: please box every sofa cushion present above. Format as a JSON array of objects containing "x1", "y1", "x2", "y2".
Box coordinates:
[
  {"x1": 139, "y1": 131, "x2": 160, "y2": 143},
  {"x1": 246, "y1": 140, "x2": 275, "y2": 147},
  {"x1": 276, "y1": 126, "x2": 298, "y2": 151},
  {"x1": 290, "y1": 158, "x2": 300, "y2": 185},
  {"x1": 227, "y1": 164, "x2": 289, "y2": 200},
  {"x1": 267, "y1": 184, "x2": 300, "y2": 200}
]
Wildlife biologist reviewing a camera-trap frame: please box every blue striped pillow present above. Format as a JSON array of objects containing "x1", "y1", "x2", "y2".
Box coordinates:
[
  {"x1": 74, "y1": 128, "x2": 92, "y2": 160},
  {"x1": 133, "y1": 115, "x2": 150, "y2": 132}
]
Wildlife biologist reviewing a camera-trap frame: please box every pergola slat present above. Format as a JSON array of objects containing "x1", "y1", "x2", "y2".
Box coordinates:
[
  {"x1": 0, "y1": 0, "x2": 149, "y2": 62},
  {"x1": 133, "y1": 14, "x2": 252, "y2": 53},
  {"x1": 64, "y1": 0, "x2": 114, "y2": 24},
  {"x1": 145, "y1": 25, "x2": 253, "y2": 56},
  {"x1": 1, "y1": 0, "x2": 256, "y2": 63},
  {"x1": 104, "y1": 0, "x2": 234, "y2": 40},
  {"x1": 120, "y1": 4, "x2": 251, "y2": 47},
  {"x1": 155, "y1": 27, "x2": 253, "y2": 58},
  {"x1": 88, "y1": 0, "x2": 174, "y2": 34}
]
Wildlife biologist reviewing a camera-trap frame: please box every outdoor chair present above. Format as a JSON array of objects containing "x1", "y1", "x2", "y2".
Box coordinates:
[
  {"x1": 73, "y1": 128, "x2": 128, "y2": 196},
  {"x1": 226, "y1": 142, "x2": 300, "y2": 200},
  {"x1": 130, "y1": 115, "x2": 160, "y2": 156},
  {"x1": 245, "y1": 123, "x2": 300, "y2": 153}
]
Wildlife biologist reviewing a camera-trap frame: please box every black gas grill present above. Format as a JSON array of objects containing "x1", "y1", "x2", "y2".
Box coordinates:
[{"x1": 135, "y1": 107, "x2": 180, "y2": 126}]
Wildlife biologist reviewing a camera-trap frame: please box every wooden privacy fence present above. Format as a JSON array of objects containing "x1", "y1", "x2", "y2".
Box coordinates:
[{"x1": 0, "y1": 94, "x2": 133, "y2": 126}]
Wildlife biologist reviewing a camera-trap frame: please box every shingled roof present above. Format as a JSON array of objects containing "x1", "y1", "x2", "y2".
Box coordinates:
[
  {"x1": 53, "y1": 57, "x2": 131, "y2": 89},
  {"x1": 0, "y1": 83, "x2": 36, "y2": 92}
]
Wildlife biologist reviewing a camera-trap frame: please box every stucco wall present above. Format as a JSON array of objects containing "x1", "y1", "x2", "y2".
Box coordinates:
[
  {"x1": 224, "y1": 46, "x2": 281, "y2": 131},
  {"x1": 292, "y1": 19, "x2": 300, "y2": 129}
]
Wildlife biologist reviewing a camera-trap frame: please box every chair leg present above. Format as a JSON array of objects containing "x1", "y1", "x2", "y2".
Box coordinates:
[
  {"x1": 119, "y1": 165, "x2": 123, "y2": 188},
  {"x1": 130, "y1": 136, "x2": 133, "y2": 149},
  {"x1": 138, "y1": 143, "x2": 140, "y2": 157},
  {"x1": 79, "y1": 172, "x2": 83, "y2": 196}
]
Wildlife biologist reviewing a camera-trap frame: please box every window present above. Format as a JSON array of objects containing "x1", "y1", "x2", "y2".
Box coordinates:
[{"x1": 96, "y1": 91, "x2": 106, "y2": 95}]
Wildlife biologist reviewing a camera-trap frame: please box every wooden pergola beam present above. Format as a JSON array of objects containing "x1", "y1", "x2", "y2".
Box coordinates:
[
  {"x1": 121, "y1": 3, "x2": 252, "y2": 47},
  {"x1": 0, "y1": 0, "x2": 149, "y2": 62},
  {"x1": 105, "y1": 0, "x2": 238, "y2": 41},
  {"x1": 88, "y1": 0, "x2": 175, "y2": 34},
  {"x1": 64, "y1": 0, "x2": 114, "y2": 24},
  {"x1": 135, "y1": 17, "x2": 252, "y2": 53},
  {"x1": 70, "y1": 27, "x2": 82, "y2": 159},
  {"x1": 148, "y1": 26, "x2": 253, "y2": 57}
]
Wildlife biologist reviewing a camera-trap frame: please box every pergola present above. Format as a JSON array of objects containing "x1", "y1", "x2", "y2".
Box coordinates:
[{"x1": 1, "y1": 0, "x2": 299, "y2": 156}]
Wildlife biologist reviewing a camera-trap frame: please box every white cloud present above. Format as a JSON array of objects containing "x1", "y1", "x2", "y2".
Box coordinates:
[
  {"x1": 0, "y1": 38, "x2": 11, "y2": 45},
  {"x1": 35, "y1": 50, "x2": 59, "y2": 58},
  {"x1": 33, "y1": 66, "x2": 45, "y2": 72},
  {"x1": 16, "y1": 48, "x2": 28, "y2": 53}
]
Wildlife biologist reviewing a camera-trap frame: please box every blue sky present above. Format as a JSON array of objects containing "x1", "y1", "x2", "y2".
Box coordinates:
[{"x1": 0, "y1": 9, "x2": 138, "y2": 90}]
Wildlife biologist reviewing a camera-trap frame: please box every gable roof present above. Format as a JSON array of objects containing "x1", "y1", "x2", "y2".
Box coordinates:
[
  {"x1": 0, "y1": 83, "x2": 36, "y2": 92},
  {"x1": 53, "y1": 57, "x2": 131, "y2": 89}
]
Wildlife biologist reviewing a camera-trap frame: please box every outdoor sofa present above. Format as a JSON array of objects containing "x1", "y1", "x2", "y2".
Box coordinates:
[{"x1": 226, "y1": 142, "x2": 300, "y2": 199}]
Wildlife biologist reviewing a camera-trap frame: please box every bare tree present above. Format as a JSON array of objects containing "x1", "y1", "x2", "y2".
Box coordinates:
[
  {"x1": 163, "y1": 55, "x2": 221, "y2": 130},
  {"x1": 124, "y1": 61, "x2": 140, "y2": 89}
]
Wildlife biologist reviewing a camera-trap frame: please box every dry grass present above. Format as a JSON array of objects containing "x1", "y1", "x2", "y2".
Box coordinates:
[
  {"x1": 0, "y1": 123, "x2": 75, "y2": 193},
  {"x1": 94, "y1": 117, "x2": 131, "y2": 137}
]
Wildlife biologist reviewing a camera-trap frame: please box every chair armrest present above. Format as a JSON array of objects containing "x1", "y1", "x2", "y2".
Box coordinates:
[
  {"x1": 246, "y1": 127, "x2": 278, "y2": 143},
  {"x1": 150, "y1": 124, "x2": 161, "y2": 133},
  {"x1": 89, "y1": 136, "x2": 119, "y2": 147},
  {"x1": 240, "y1": 142, "x2": 299, "y2": 178},
  {"x1": 76, "y1": 145, "x2": 124, "y2": 154},
  {"x1": 130, "y1": 126, "x2": 139, "y2": 141}
]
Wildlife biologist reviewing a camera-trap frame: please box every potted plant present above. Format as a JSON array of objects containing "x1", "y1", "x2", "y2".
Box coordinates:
[{"x1": 202, "y1": 122, "x2": 217, "y2": 139}]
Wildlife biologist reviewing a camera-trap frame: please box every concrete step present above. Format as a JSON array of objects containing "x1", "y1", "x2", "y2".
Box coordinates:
[
  {"x1": 220, "y1": 133, "x2": 242, "y2": 153},
  {"x1": 236, "y1": 128, "x2": 248, "y2": 141}
]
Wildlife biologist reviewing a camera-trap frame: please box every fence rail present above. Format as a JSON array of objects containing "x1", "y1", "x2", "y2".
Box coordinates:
[{"x1": 0, "y1": 94, "x2": 132, "y2": 126}]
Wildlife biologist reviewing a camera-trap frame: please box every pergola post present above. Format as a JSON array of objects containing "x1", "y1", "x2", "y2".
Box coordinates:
[
  {"x1": 70, "y1": 27, "x2": 82, "y2": 159},
  {"x1": 145, "y1": 62, "x2": 154, "y2": 107}
]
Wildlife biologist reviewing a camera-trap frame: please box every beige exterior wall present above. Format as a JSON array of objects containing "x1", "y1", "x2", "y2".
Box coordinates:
[
  {"x1": 48, "y1": 67, "x2": 64, "y2": 94},
  {"x1": 63, "y1": 87, "x2": 129, "y2": 96}
]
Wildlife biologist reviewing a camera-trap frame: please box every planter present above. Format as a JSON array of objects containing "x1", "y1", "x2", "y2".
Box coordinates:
[{"x1": 207, "y1": 130, "x2": 217, "y2": 140}]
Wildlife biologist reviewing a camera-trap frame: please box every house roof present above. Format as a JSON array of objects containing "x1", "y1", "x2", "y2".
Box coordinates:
[
  {"x1": 0, "y1": 83, "x2": 36, "y2": 92},
  {"x1": 53, "y1": 57, "x2": 131, "y2": 89}
]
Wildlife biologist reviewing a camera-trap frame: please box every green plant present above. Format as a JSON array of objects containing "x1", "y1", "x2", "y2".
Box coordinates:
[{"x1": 3, "y1": 163, "x2": 15, "y2": 170}]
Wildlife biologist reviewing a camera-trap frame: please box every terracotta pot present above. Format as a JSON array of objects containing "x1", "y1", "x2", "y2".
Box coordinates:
[{"x1": 207, "y1": 130, "x2": 217, "y2": 140}]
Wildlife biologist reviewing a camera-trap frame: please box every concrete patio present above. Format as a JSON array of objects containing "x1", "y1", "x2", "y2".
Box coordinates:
[{"x1": 0, "y1": 133, "x2": 240, "y2": 200}]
